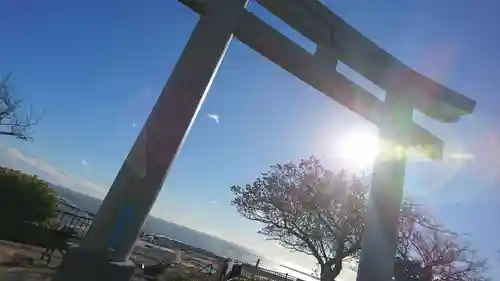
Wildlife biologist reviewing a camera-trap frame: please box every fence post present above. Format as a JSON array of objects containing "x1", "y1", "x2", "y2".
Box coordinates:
[{"x1": 251, "y1": 259, "x2": 260, "y2": 281}]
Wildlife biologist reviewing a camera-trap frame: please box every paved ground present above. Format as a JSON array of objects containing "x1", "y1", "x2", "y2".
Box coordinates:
[
  {"x1": 0, "y1": 240, "x2": 217, "y2": 281},
  {"x1": 0, "y1": 240, "x2": 56, "y2": 280}
]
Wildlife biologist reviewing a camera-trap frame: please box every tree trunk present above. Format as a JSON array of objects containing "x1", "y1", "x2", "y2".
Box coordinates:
[
  {"x1": 320, "y1": 262, "x2": 343, "y2": 281},
  {"x1": 320, "y1": 259, "x2": 343, "y2": 281},
  {"x1": 320, "y1": 264, "x2": 335, "y2": 281},
  {"x1": 320, "y1": 232, "x2": 345, "y2": 281}
]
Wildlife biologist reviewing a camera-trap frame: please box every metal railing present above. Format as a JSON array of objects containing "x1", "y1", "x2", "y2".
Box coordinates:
[
  {"x1": 239, "y1": 264, "x2": 301, "y2": 281},
  {"x1": 50, "y1": 207, "x2": 95, "y2": 238}
]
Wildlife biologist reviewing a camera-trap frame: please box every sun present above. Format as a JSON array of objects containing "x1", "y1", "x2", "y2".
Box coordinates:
[{"x1": 337, "y1": 129, "x2": 380, "y2": 170}]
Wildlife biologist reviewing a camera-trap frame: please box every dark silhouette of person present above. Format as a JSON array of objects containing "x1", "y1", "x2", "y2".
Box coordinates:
[
  {"x1": 216, "y1": 258, "x2": 230, "y2": 281},
  {"x1": 228, "y1": 263, "x2": 242, "y2": 280},
  {"x1": 40, "y1": 225, "x2": 76, "y2": 265}
]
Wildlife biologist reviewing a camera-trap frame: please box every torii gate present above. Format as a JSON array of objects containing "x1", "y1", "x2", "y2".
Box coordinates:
[{"x1": 55, "y1": 0, "x2": 475, "y2": 281}]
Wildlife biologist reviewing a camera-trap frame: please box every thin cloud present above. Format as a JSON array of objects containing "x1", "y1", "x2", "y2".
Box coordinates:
[
  {"x1": 81, "y1": 159, "x2": 88, "y2": 167},
  {"x1": 207, "y1": 113, "x2": 219, "y2": 124},
  {"x1": 210, "y1": 200, "x2": 218, "y2": 204},
  {"x1": 132, "y1": 122, "x2": 137, "y2": 128},
  {"x1": 0, "y1": 146, "x2": 108, "y2": 198},
  {"x1": 141, "y1": 87, "x2": 151, "y2": 98}
]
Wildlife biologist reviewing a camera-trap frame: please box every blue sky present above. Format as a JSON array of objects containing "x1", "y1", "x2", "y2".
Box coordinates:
[{"x1": 1, "y1": 0, "x2": 500, "y2": 280}]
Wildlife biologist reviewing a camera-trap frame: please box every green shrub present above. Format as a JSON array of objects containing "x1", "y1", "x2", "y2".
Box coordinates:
[{"x1": 0, "y1": 166, "x2": 57, "y2": 226}]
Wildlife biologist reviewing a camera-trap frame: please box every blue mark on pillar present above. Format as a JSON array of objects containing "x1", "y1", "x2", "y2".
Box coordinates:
[{"x1": 108, "y1": 205, "x2": 134, "y2": 251}]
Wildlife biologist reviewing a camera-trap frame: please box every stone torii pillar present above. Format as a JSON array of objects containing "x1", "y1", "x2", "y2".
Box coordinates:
[{"x1": 54, "y1": 0, "x2": 248, "y2": 280}]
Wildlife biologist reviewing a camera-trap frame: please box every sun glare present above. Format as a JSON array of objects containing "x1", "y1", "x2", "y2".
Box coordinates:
[{"x1": 337, "y1": 129, "x2": 380, "y2": 170}]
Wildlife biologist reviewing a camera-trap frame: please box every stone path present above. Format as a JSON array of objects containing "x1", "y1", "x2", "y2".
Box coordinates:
[
  {"x1": 0, "y1": 240, "x2": 214, "y2": 281},
  {"x1": 1, "y1": 267, "x2": 54, "y2": 281}
]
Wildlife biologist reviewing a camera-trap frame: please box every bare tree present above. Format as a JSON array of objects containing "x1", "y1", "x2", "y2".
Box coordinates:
[
  {"x1": 0, "y1": 73, "x2": 42, "y2": 141},
  {"x1": 231, "y1": 156, "x2": 489, "y2": 281},
  {"x1": 394, "y1": 258, "x2": 433, "y2": 281},
  {"x1": 230, "y1": 156, "x2": 368, "y2": 281},
  {"x1": 396, "y1": 204, "x2": 489, "y2": 281}
]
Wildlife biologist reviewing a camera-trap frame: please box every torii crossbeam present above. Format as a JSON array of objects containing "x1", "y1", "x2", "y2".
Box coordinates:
[
  {"x1": 55, "y1": 0, "x2": 475, "y2": 280},
  {"x1": 176, "y1": 1, "x2": 476, "y2": 279}
]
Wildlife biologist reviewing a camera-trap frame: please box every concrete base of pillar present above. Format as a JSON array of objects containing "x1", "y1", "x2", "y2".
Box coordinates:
[{"x1": 53, "y1": 247, "x2": 136, "y2": 281}]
